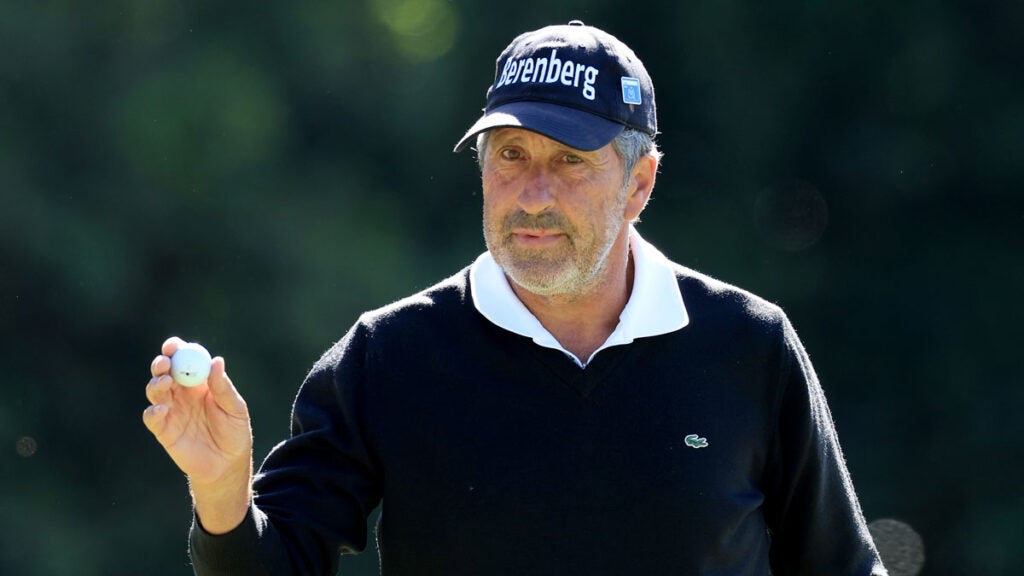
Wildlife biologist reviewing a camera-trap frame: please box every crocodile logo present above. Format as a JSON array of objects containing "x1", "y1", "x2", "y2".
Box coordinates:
[{"x1": 685, "y1": 434, "x2": 709, "y2": 449}]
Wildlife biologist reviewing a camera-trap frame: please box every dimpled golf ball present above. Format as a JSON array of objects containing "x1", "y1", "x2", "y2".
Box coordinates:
[{"x1": 171, "y1": 342, "x2": 212, "y2": 387}]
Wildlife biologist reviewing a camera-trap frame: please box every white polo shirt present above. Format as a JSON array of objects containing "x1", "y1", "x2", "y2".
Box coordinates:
[{"x1": 469, "y1": 226, "x2": 690, "y2": 367}]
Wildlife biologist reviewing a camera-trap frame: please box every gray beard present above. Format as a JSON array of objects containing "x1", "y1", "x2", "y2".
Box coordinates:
[{"x1": 486, "y1": 198, "x2": 627, "y2": 298}]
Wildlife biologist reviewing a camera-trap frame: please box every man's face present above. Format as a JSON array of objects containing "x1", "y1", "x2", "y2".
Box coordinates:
[{"x1": 480, "y1": 128, "x2": 632, "y2": 297}]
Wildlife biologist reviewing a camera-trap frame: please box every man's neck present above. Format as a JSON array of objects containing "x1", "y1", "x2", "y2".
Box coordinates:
[{"x1": 509, "y1": 242, "x2": 634, "y2": 364}]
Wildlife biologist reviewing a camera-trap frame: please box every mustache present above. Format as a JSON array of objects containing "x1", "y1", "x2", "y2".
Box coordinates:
[{"x1": 501, "y1": 210, "x2": 572, "y2": 233}]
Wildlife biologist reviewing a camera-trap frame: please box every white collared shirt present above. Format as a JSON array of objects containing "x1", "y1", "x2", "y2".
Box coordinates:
[{"x1": 469, "y1": 226, "x2": 690, "y2": 367}]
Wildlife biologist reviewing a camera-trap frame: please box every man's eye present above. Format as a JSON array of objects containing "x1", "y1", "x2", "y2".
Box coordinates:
[
  {"x1": 563, "y1": 154, "x2": 583, "y2": 164},
  {"x1": 500, "y1": 148, "x2": 522, "y2": 160}
]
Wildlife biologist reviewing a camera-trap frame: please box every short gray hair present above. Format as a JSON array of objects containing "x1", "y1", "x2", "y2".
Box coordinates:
[
  {"x1": 475, "y1": 128, "x2": 661, "y2": 182},
  {"x1": 609, "y1": 129, "x2": 663, "y2": 177}
]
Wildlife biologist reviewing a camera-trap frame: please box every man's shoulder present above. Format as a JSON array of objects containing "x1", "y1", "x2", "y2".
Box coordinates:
[
  {"x1": 670, "y1": 261, "x2": 788, "y2": 330},
  {"x1": 356, "y1": 266, "x2": 475, "y2": 334},
  {"x1": 308, "y1": 267, "x2": 476, "y2": 376}
]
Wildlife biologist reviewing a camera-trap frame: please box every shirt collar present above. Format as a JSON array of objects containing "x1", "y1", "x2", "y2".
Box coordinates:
[{"x1": 469, "y1": 226, "x2": 689, "y2": 366}]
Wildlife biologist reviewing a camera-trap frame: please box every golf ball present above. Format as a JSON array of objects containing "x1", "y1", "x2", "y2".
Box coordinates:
[{"x1": 171, "y1": 342, "x2": 212, "y2": 387}]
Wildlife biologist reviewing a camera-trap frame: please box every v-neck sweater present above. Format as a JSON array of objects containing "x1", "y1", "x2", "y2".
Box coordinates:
[{"x1": 189, "y1": 263, "x2": 884, "y2": 575}]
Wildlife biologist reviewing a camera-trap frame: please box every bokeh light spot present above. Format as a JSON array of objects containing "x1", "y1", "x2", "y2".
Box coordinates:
[
  {"x1": 370, "y1": 0, "x2": 459, "y2": 62},
  {"x1": 15, "y1": 436, "x2": 38, "y2": 458},
  {"x1": 868, "y1": 518, "x2": 925, "y2": 576},
  {"x1": 754, "y1": 179, "x2": 829, "y2": 251}
]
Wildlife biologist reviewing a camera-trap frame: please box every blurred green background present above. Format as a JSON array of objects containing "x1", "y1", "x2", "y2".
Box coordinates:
[{"x1": 2, "y1": 1, "x2": 1021, "y2": 574}]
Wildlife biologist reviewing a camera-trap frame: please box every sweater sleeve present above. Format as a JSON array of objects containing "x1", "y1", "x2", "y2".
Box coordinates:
[
  {"x1": 763, "y1": 315, "x2": 888, "y2": 576},
  {"x1": 189, "y1": 321, "x2": 384, "y2": 576}
]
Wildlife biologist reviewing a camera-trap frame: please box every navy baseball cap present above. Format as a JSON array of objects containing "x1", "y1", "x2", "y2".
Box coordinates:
[{"x1": 454, "y1": 21, "x2": 657, "y2": 153}]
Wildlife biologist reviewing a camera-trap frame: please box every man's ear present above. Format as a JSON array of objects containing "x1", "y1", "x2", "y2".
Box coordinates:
[{"x1": 624, "y1": 154, "x2": 657, "y2": 222}]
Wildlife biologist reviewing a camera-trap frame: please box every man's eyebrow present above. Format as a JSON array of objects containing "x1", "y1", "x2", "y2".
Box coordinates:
[
  {"x1": 487, "y1": 131, "x2": 597, "y2": 158},
  {"x1": 488, "y1": 130, "x2": 521, "y2": 146}
]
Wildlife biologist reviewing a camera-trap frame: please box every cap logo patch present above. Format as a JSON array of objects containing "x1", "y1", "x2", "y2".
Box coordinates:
[
  {"x1": 495, "y1": 49, "x2": 600, "y2": 101},
  {"x1": 621, "y1": 76, "x2": 642, "y2": 105}
]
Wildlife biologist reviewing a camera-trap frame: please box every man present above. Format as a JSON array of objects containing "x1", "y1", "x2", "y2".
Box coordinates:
[{"x1": 144, "y1": 21, "x2": 887, "y2": 575}]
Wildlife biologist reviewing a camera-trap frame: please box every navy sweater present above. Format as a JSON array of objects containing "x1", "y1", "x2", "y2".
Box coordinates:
[{"x1": 190, "y1": 265, "x2": 885, "y2": 575}]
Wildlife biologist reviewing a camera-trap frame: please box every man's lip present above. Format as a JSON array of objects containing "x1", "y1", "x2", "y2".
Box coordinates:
[
  {"x1": 509, "y1": 228, "x2": 566, "y2": 246},
  {"x1": 511, "y1": 228, "x2": 563, "y2": 238}
]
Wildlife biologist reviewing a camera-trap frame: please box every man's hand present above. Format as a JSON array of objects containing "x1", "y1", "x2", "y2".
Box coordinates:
[{"x1": 143, "y1": 336, "x2": 254, "y2": 534}]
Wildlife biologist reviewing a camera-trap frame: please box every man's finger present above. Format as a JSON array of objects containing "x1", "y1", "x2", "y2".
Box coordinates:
[
  {"x1": 146, "y1": 374, "x2": 174, "y2": 406},
  {"x1": 141, "y1": 403, "x2": 169, "y2": 437},
  {"x1": 150, "y1": 354, "x2": 171, "y2": 378},
  {"x1": 161, "y1": 336, "x2": 186, "y2": 358},
  {"x1": 207, "y1": 357, "x2": 248, "y2": 418}
]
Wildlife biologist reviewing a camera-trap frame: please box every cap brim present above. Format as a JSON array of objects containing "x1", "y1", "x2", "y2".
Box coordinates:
[{"x1": 453, "y1": 101, "x2": 626, "y2": 153}]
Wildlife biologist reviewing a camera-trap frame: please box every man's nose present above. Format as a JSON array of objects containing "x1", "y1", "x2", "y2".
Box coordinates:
[{"x1": 517, "y1": 164, "x2": 556, "y2": 214}]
